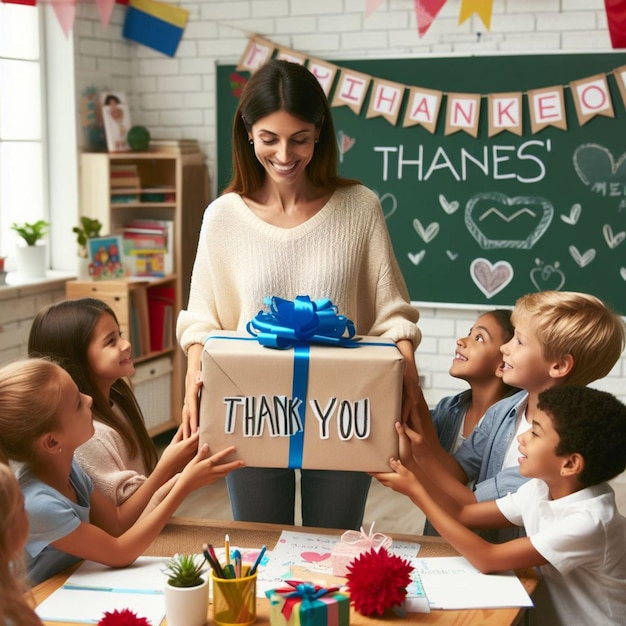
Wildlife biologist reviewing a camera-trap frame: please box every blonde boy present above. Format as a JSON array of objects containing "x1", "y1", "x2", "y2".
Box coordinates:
[
  {"x1": 375, "y1": 385, "x2": 626, "y2": 625},
  {"x1": 409, "y1": 291, "x2": 626, "y2": 542}
]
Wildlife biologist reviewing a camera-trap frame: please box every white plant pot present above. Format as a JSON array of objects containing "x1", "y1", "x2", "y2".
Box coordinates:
[
  {"x1": 16, "y1": 244, "x2": 47, "y2": 279},
  {"x1": 164, "y1": 576, "x2": 209, "y2": 626},
  {"x1": 77, "y1": 256, "x2": 91, "y2": 280}
]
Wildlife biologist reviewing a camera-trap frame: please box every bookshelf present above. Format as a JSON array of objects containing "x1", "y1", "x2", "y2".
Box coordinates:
[{"x1": 67, "y1": 148, "x2": 209, "y2": 435}]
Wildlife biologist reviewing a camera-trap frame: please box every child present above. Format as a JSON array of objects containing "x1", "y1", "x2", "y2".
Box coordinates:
[
  {"x1": 375, "y1": 385, "x2": 626, "y2": 625},
  {"x1": 28, "y1": 298, "x2": 196, "y2": 514},
  {"x1": 424, "y1": 309, "x2": 517, "y2": 535},
  {"x1": 410, "y1": 291, "x2": 626, "y2": 542},
  {"x1": 0, "y1": 358, "x2": 245, "y2": 585},
  {"x1": 0, "y1": 460, "x2": 42, "y2": 626},
  {"x1": 431, "y1": 309, "x2": 517, "y2": 455}
]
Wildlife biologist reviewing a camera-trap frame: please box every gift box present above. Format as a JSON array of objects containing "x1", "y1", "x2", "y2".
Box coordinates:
[
  {"x1": 266, "y1": 582, "x2": 350, "y2": 626},
  {"x1": 199, "y1": 297, "x2": 404, "y2": 472},
  {"x1": 331, "y1": 524, "x2": 392, "y2": 576}
]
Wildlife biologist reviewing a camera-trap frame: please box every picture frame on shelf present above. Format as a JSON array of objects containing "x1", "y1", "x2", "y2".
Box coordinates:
[
  {"x1": 87, "y1": 235, "x2": 128, "y2": 280},
  {"x1": 101, "y1": 91, "x2": 132, "y2": 152}
]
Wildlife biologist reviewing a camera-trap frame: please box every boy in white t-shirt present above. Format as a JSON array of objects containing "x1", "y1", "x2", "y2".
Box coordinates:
[{"x1": 374, "y1": 385, "x2": 626, "y2": 625}]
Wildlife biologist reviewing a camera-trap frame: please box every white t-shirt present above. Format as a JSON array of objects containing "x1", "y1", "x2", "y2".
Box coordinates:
[
  {"x1": 497, "y1": 479, "x2": 626, "y2": 625},
  {"x1": 501, "y1": 409, "x2": 531, "y2": 469}
]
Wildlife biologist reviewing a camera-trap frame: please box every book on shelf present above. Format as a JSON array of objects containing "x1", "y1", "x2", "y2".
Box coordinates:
[
  {"x1": 129, "y1": 289, "x2": 150, "y2": 357},
  {"x1": 149, "y1": 138, "x2": 200, "y2": 153},
  {"x1": 147, "y1": 285, "x2": 175, "y2": 352},
  {"x1": 122, "y1": 219, "x2": 173, "y2": 276}
]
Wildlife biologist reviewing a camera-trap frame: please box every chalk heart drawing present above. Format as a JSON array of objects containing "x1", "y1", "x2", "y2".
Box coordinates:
[
  {"x1": 301, "y1": 551, "x2": 331, "y2": 564},
  {"x1": 573, "y1": 143, "x2": 626, "y2": 187},
  {"x1": 336, "y1": 130, "x2": 355, "y2": 163},
  {"x1": 470, "y1": 258, "x2": 514, "y2": 299},
  {"x1": 413, "y1": 218, "x2": 439, "y2": 243},
  {"x1": 372, "y1": 190, "x2": 398, "y2": 219},
  {"x1": 569, "y1": 245, "x2": 596, "y2": 268},
  {"x1": 408, "y1": 250, "x2": 426, "y2": 266},
  {"x1": 560, "y1": 203, "x2": 581, "y2": 226},
  {"x1": 621, "y1": 267, "x2": 626, "y2": 281},
  {"x1": 603, "y1": 224, "x2": 626, "y2": 249},
  {"x1": 465, "y1": 192, "x2": 553, "y2": 250},
  {"x1": 438, "y1": 194, "x2": 460, "y2": 215},
  {"x1": 530, "y1": 262, "x2": 566, "y2": 292},
  {"x1": 446, "y1": 250, "x2": 458, "y2": 261}
]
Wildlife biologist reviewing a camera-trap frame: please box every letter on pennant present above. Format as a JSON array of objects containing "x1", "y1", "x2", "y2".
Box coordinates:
[
  {"x1": 488, "y1": 92, "x2": 522, "y2": 137},
  {"x1": 403, "y1": 86, "x2": 442, "y2": 133},
  {"x1": 528, "y1": 86, "x2": 567, "y2": 133},
  {"x1": 331, "y1": 69, "x2": 371, "y2": 115},
  {"x1": 570, "y1": 74, "x2": 614, "y2": 126},
  {"x1": 366, "y1": 78, "x2": 405, "y2": 125},
  {"x1": 236, "y1": 35, "x2": 275, "y2": 73},
  {"x1": 445, "y1": 92, "x2": 481, "y2": 137}
]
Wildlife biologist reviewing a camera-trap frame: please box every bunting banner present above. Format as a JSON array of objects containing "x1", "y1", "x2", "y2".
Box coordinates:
[
  {"x1": 237, "y1": 34, "x2": 626, "y2": 137},
  {"x1": 458, "y1": 0, "x2": 494, "y2": 31}
]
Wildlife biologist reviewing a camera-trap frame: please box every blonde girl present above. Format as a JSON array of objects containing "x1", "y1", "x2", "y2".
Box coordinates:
[
  {"x1": 28, "y1": 298, "x2": 196, "y2": 512},
  {"x1": 0, "y1": 358, "x2": 244, "y2": 584},
  {"x1": 0, "y1": 461, "x2": 42, "y2": 625}
]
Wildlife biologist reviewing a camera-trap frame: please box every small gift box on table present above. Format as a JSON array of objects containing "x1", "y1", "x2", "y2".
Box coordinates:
[
  {"x1": 199, "y1": 296, "x2": 404, "y2": 472},
  {"x1": 331, "y1": 523, "x2": 392, "y2": 576},
  {"x1": 266, "y1": 581, "x2": 350, "y2": 626}
]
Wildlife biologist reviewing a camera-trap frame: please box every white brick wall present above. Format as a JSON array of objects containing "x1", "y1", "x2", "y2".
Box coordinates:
[{"x1": 61, "y1": 0, "x2": 626, "y2": 404}]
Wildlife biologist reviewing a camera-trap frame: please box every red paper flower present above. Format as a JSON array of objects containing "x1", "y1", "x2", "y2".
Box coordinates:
[
  {"x1": 97, "y1": 608, "x2": 151, "y2": 626},
  {"x1": 345, "y1": 547, "x2": 413, "y2": 617}
]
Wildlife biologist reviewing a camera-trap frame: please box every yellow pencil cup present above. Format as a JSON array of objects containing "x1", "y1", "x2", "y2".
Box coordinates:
[{"x1": 211, "y1": 569, "x2": 257, "y2": 626}]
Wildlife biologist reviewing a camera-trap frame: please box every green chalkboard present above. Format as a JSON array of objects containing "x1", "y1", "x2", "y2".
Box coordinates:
[{"x1": 216, "y1": 53, "x2": 626, "y2": 314}]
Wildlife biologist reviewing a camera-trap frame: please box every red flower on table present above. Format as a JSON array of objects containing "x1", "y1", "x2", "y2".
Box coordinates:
[
  {"x1": 345, "y1": 547, "x2": 413, "y2": 617},
  {"x1": 97, "y1": 608, "x2": 151, "y2": 626}
]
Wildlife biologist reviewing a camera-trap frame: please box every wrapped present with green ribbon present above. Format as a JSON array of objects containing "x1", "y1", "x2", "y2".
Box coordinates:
[
  {"x1": 199, "y1": 296, "x2": 404, "y2": 472},
  {"x1": 266, "y1": 581, "x2": 350, "y2": 626}
]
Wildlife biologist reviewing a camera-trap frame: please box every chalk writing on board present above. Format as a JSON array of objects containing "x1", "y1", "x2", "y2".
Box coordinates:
[
  {"x1": 560, "y1": 203, "x2": 581, "y2": 225},
  {"x1": 470, "y1": 258, "x2": 514, "y2": 299},
  {"x1": 529, "y1": 260, "x2": 566, "y2": 292},
  {"x1": 439, "y1": 194, "x2": 460, "y2": 215},
  {"x1": 569, "y1": 246, "x2": 596, "y2": 268},
  {"x1": 337, "y1": 130, "x2": 355, "y2": 163},
  {"x1": 603, "y1": 224, "x2": 625, "y2": 248},
  {"x1": 464, "y1": 192, "x2": 554, "y2": 250},
  {"x1": 572, "y1": 143, "x2": 626, "y2": 207},
  {"x1": 413, "y1": 218, "x2": 439, "y2": 243}
]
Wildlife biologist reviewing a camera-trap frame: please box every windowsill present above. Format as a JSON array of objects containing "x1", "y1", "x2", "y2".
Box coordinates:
[{"x1": 0, "y1": 270, "x2": 76, "y2": 298}]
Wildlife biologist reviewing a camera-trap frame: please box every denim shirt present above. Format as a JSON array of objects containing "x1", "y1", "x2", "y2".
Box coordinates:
[
  {"x1": 454, "y1": 389, "x2": 529, "y2": 502},
  {"x1": 431, "y1": 389, "x2": 473, "y2": 454}
]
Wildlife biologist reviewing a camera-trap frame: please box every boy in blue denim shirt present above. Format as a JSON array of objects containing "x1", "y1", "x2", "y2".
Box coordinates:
[{"x1": 407, "y1": 291, "x2": 625, "y2": 542}]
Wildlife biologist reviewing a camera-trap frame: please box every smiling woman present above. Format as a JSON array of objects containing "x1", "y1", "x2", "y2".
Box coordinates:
[{"x1": 176, "y1": 59, "x2": 422, "y2": 531}]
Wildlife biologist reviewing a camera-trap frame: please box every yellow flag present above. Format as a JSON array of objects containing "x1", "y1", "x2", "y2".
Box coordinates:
[{"x1": 458, "y1": 0, "x2": 494, "y2": 30}]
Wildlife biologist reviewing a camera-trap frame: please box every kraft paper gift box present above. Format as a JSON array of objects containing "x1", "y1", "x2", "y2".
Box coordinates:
[
  {"x1": 199, "y1": 329, "x2": 404, "y2": 472},
  {"x1": 265, "y1": 582, "x2": 350, "y2": 626}
]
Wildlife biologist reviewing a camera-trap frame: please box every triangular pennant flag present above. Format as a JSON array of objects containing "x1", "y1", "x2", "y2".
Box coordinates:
[
  {"x1": 236, "y1": 35, "x2": 275, "y2": 73},
  {"x1": 445, "y1": 92, "x2": 481, "y2": 137},
  {"x1": 528, "y1": 86, "x2": 567, "y2": 133},
  {"x1": 402, "y1": 86, "x2": 442, "y2": 133},
  {"x1": 365, "y1": 0, "x2": 386, "y2": 18},
  {"x1": 488, "y1": 92, "x2": 522, "y2": 137},
  {"x1": 50, "y1": 0, "x2": 77, "y2": 38},
  {"x1": 458, "y1": 0, "x2": 494, "y2": 30},
  {"x1": 306, "y1": 58, "x2": 339, "y2": 97},
  {"x1": 96, "y1": 0, "x2": 116, "y2": 28},
  {"x1": 275, "y1": 47, "x2": 307, "y2": 65},
  {"x1": 331, "y1": 68, "x2": 371, "y2": 115},
  {"x1": 414, "y1": 0, "x2": 448, "y2": 38},
  {"x1": 604, "y1": 0, "x2": 626, "y2": 48},
  {"x1": 366, "y1": 78, "x2": 405, "y2": 125}
]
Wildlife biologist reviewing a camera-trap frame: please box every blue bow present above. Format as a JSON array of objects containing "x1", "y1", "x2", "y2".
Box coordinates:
[
  {"x1": 247, "y1": 296, "x2": 358, "y2": 349},
  {"x1": 274, "y1": 581, "x2": 340, "y2": 619}
]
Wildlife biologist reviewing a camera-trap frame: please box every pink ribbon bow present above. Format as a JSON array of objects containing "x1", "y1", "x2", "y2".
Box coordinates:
[{"x1": 339, "y1": 522, "x2": 392, "y2": 552}]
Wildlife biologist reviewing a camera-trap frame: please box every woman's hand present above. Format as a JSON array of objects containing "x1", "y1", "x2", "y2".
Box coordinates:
[
  {"x1": 395, "y1": 339, "x2": 421, "y2": 423},
  {"x1": 181, "y1": 344, "x2": 204, "y2": 438}
]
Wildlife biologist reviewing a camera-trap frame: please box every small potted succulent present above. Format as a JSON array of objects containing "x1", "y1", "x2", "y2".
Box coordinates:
[
  {"x1": 11, "y1": 220, "x2": 50, "y2": 279},
  {"x1": 73, "y1": 216, "x2": 103, "y2": 279},
  {"x1": 163, "y1": 554, "x2": 208, "y2": 626}
]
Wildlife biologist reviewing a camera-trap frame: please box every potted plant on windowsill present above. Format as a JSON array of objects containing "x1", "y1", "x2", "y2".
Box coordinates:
[
  {"x1": 11, "y1": 220, "x2": 50, "y2": 279},
  {"x1": 73, "y1": 216, "x2": 103, "y2": 279},
  {"x1": 163, "y1": 554, "x2": 209, "y2": 626}
]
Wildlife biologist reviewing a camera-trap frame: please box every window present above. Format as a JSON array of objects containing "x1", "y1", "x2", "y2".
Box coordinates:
[{"x1": 0, "y1": 3, "x2": 47, "y2": 269}]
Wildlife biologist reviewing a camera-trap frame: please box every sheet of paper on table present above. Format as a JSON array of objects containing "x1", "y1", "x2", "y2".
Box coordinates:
[
  {"x1": 411, "y1": 556, "x2": 534, "y2": 610},
  {"x1": 35, "y1": 556, "x2": 169, "y2": 625}
]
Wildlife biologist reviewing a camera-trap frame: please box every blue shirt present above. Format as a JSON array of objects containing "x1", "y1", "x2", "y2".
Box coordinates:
[{"x1": 19, "y1": 459, "x2": 93, "y2": 585}]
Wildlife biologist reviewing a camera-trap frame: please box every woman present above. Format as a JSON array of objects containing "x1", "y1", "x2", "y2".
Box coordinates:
[{"x1": 177, "y1": 59, "x2": 421, "y2": 529}]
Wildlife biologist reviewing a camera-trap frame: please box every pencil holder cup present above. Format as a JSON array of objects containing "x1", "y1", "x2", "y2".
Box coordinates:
[{"x1": 211, "y1": 569, "x2": 257, "y2": 626}]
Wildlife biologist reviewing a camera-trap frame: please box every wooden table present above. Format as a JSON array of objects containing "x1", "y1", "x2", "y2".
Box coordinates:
[{"x1": 31, "y1": 516, "x2": 539, "y2": 625}]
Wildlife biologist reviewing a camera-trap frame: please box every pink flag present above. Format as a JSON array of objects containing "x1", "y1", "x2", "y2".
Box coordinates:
[
  {"x1": 414, "y1": 0, "x2": 448, "y2": 38},
  {"x1": 365, "y1": 0, "x2": 386, "y2": 18},
  {"x1": 50, "y1": 0, "x2": 76, "y2": 37},
  {"x1": 96, "y1": 0, "x2": 116, "y2": 28}
]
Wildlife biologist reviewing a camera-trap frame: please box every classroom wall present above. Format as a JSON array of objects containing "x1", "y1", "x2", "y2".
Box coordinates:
[{"x1": 69, "y1": 0, "x2": 626, "y2": 404}]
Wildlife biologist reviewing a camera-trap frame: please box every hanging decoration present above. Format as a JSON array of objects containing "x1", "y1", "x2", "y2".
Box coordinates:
[
  {"x1": 122, "y1": 0, "x2": 188, "y2": 57},
  {"x1": 605, "y1": 0, "x2": 626, "y2": 48},
  {"x1": 237, "y1": 34, "x2": 626, "y2": 138},
  {"x1": 458, "y1": 0, "x2": 494, "y2": 31}
]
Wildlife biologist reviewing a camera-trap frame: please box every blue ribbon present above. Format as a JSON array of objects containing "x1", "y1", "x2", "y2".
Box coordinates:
[
  {"x1": 271, "y1": 581, "x2": 340, "y2": 620},
  {"x1": 246, "y1": 296, "x2": 359, "y2": 468},
  {"x1": 246, "y1": 295, "x2": 358, "y2": 349}
]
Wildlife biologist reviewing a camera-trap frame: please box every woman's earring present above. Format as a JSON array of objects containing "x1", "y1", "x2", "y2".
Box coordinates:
[
  {"x1": 315, "y1": 137, "x2": 319, "y2": 144},
  {"x1": 248, "y1": 138, "x2": 254, "y2": 145}
]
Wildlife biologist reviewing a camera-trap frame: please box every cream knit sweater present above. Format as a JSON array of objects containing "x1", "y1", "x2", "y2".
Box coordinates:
[{"x1": 177, "y1": 185, "x2": 420, "y2": 352}]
